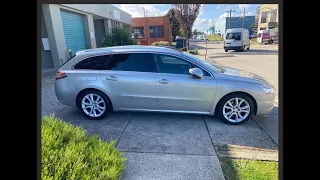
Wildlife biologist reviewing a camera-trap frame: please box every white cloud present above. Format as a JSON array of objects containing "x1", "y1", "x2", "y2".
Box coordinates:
[
  {"x1": 208, "y1": 19, "x2": 215, "y2": 27},
  {"x1": 120, "y1": 4, "x2": 168, "y2": 17},
  {"x1": 238, "y1": 4, "x2": 250, "y2": 9},
  {"x1": 218, "y1": 12, "x2": 229, "y2": 19}
]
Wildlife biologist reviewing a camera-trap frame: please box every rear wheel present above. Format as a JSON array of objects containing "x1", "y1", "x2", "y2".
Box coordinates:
[
  {"x1": 224, "y1": 49, "x2": 228, "y2": 52},
  {"x1": 77, "y1": 90, "x2": 111, "y2": 120},
  {"x1": 216, "y1": 93, "x2": 254, "y2": 125}
]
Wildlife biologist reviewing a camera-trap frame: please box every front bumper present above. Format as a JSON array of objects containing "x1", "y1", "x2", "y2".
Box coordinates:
[
  {"x1": 224, "y1": 46, "x2": 243, "y2": 50},
  {"x1": 256, "y1": 100, "x2": 276, "y2": 114}
]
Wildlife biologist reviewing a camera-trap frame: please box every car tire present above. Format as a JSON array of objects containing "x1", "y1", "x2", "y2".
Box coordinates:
[
  {"x1": 77, "y1": 90, "x2": 111, "y2": 120},
  {"x1": 216, "y1": 93, "x2": 255, "y2": 125},
  {"x1": 224, "y1": 49, "x2": 228, "y2": 52},
  {"x1": 247, "y1": 46, "x2": 250, "y2": 50}
]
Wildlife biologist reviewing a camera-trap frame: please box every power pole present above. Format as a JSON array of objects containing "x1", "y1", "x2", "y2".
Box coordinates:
[
  {"x1": 242, "y1": 8, "x2": 246, "y2": 29},
  {"x1": 226, "y1": 8, "x2": 235, "y2": 29}
]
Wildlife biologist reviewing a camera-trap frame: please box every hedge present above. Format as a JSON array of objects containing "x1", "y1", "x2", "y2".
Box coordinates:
[{"x1": 42, "y1": 115, "x2": 126, "y2": 180}]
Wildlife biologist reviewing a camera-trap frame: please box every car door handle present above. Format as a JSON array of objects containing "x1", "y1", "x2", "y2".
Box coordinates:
[
  {"x1": 158, "y1": 79, "x2": 168, "y2": 84},
  {"x1": 106, "y1": 76, "x2": 117, "y2": 81}
]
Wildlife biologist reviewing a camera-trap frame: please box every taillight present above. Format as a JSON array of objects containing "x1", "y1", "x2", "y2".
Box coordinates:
[{"x1": 56, "y1": 71, "x2": 67, "y2": 80}]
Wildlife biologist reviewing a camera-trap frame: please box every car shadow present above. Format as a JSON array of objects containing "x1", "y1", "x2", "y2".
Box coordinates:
[{"x1": 227, "y1": 49, "x2": 278, "y2": 55}]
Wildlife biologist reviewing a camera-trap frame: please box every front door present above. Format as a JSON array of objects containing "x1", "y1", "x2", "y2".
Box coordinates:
[
  {"x1": 99, "y1": 53, "x2": 157, "y2": 110},
  {"x1": 150, "y1": 53, "x2": 216, "y2": 112}
]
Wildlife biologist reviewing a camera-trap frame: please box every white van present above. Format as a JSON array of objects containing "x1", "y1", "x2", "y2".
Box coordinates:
[
  {"x1": 257, "y1": 29, "x2": 278, "y2": 44},
  {"x1": 224, "y1": 28, "x2": 250, "y2": 52}
]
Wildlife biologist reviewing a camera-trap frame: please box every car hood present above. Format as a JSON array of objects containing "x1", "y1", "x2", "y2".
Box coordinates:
[{"x1": 222, "y1": 66, "x2": 270, "y2": 85}]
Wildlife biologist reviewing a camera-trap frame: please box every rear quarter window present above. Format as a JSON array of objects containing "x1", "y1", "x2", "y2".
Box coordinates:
[{"x1": 74, "y1": 55, "x2": 110, "y2": 70}]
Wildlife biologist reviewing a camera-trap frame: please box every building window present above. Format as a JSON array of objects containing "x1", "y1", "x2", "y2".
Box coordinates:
[
  {"x1": 150, "y1": 26, "x2": 164, "y2": 38},
  {"x1": 132, "y1": 27, "x2": 144, "y2": 39},
  {"x1": 270, "y1": 9, "x2": 277, "y2": 22},
  {"x1": 261, "y1": 12, "x2": 268, "y2": 23}
]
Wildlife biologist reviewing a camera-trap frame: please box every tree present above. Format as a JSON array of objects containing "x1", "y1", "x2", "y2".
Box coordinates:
[
  {"x1": 166, "y1": 8, "x2": 182, "y2": 41},
  {"x1": 250, "y1": 24, "x2": 254, "y2": 31},
  {"x1": 193, "y1": 29, "x2": 198, "y2": 36},
  {"x1": 172, "y1": 4, "x2": 201, "y2": 50},
  {"x1": 179, "y1": 27, "x2": 184, "y2": 36}
]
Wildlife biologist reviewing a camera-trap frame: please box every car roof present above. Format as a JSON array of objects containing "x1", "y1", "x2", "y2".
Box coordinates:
[{"x1": 75, "y1": 45, "x2": 182, "y2": 57}]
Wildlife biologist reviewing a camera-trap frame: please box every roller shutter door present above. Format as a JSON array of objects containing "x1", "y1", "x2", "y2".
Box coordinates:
[{"x1": 60, "y1": 10, "x2": 87, "y2": 54}]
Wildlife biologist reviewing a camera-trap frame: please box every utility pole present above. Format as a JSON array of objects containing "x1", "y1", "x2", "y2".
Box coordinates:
[
  {"x1": 242, "y1": 8, "x2": 246, "y2": 29},
  {"x1": 226, "y1": 8, "x2": 235, "y2": 29}
]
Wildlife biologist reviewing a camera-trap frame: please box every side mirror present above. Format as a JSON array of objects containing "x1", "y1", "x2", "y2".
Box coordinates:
[{"x1": 189, "y1": 68, "x2": 203, "y2": 79}]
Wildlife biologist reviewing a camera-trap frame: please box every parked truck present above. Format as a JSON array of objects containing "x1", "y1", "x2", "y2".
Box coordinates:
[{"x1": 257, "y1": 29, "x2": 278, "y2": 44}]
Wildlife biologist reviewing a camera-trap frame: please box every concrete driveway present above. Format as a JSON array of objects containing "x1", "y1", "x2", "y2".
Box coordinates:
[{"x1": 42, "y1": 70, "x2": 278, "y2": 179}]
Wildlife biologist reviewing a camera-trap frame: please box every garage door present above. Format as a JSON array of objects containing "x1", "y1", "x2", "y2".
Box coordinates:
[{"x1": 60, "y1": 10, "x2": 87, "y2": 54}]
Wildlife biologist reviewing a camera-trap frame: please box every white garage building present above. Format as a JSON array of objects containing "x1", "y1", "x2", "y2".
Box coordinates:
[{"x1": 41, "y1": 4, "x2": 132, "y2": 71}]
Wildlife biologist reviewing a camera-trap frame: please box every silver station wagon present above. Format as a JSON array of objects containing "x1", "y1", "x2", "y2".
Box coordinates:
[{"x1": 55, "y1": 45, "x2": 275, "y2": 125}]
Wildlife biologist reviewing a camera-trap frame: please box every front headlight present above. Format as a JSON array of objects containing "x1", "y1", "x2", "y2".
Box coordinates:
[{"x1": 259, "y1": 84, "x2": 274, "y2": 94}]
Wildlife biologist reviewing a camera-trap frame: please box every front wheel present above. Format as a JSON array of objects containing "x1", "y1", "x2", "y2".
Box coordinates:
[
  {"x1": 224, "y1": 49, "x2": 228, "y2": 52},
  {"x1": 247, "y1": 46, "x2": 250, "y2": 50},
  {"x1": 216, "y1": 93, "x2": 254, "y2": 125}
]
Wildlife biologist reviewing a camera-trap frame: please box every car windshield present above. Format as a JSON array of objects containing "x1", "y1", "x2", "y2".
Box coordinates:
[
  {"x1": 182, "y1": 52, "x2": 224, "y2": 73},
  {"x1": 226, "y1": 32, "x2": 241, "y2": 40}
]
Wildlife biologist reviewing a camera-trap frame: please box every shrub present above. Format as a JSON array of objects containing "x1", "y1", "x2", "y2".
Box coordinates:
[
  {"x1": 101, "y1": 27, "x2": 137, "y2": 47},
  {"x1": 188, "y1": 48, "x2": 199, "y2": 55},
  {"x1": 152, "y1": 41, "x2": 169, "y2": 46},
  {"x1": 208, "y1": 34, "x2": 224, "y2": 41},
  {"x1": 42, "y1": 115, "x2": 126, "y2": 180}
]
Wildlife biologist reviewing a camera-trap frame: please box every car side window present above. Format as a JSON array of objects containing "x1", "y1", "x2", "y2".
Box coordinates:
[
  {"x1": 74, "y1": 55, "x2": 110, "y2": 70},
  {"x1": 151, "y1": 54, "x2": 210, "y2": 76},
  {"x1": 104, "y1": 53, "x2": 157, "y2": 72}
]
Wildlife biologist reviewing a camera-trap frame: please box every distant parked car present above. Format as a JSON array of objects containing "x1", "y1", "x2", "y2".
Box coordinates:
[
  {"x1": 224, "y1": 28, "x2": 250, "y2": 52},
  {"x1": 55, "y1": 45, "x2": 276, "y2": 125},
  {"x1": 257, "y1": 29, "x2": 278, "y2": 44},
  {"x1": 197, "y1": 35, "x2": 208, "y2": 41}
]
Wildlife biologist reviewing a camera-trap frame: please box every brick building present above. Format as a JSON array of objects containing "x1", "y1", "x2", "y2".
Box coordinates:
[{"x1": 131, "y1": 16, "x2": 172, "y2": 45}]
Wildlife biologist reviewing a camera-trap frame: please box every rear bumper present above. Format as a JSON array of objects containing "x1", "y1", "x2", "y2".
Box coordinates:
[
  {"x1": 224, "y1": 46, "x2": 243, "y2": 50},
  {"x1": 55, "y1": 78, "x2": 78, "y2": 107}
]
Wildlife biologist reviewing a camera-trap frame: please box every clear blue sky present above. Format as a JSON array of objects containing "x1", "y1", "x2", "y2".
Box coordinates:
[{"x1": 112, "y1": 4, "x2": 260, "y2": 32}]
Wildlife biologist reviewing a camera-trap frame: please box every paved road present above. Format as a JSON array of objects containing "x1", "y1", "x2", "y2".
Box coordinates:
[
  {"x1": 42, "y1": 72, "x2": 278, "y2": 179},
  {"x1": 190, "y1": 41, "x2": 279, "y2": 144}
]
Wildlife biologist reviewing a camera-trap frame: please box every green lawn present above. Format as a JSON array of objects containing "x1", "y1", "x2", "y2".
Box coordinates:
[{"x1": 220, "y1": 157, "x2": 278, "y2": 180}]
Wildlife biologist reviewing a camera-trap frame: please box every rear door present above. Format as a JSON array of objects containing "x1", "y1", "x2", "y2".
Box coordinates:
[
  {"x1": 150, "y1": 53, "x2": 216, "y2": 112},
  {"x1": 225, "y1": 31, "x2": 242, "y2": 47},
  {"x1": 99, "y1": 53, "x2": 157, "y2": 110}
]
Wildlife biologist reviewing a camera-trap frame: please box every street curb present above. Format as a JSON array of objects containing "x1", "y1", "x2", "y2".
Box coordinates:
[{"x1": 215, "y1": 143, "x2": 278, "y2": 161}]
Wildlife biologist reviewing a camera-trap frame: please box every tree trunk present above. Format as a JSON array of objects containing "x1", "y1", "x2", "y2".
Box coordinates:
[{"x1": 186, "y1": 38, "x2": 189, "y2": 51}]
